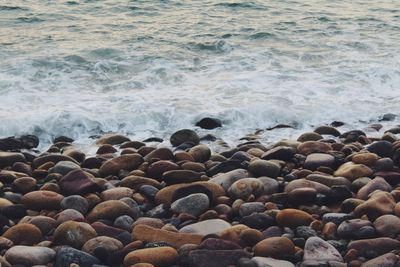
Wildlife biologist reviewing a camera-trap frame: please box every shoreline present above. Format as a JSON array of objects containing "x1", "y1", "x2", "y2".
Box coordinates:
[{"x1": 0, "y1": 124, "x2": 400, "y2": 266}]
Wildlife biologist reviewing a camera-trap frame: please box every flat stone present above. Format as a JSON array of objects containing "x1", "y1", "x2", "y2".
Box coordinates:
[
  {"x1": 303, "y1": 236, "x2": 343, "y2": 262},
  {"x1": 334, "y1": 162, "x2": 373, "y2": 181},
  {"x1": 179, "y1": 219, "x2": 232, "y2": 235}
]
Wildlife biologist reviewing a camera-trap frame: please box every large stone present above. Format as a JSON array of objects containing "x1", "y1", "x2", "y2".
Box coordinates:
[
  {"x1": 87, "y1": 200, "x2": 135, "y2": 223},
  {"x1": 228, "y1": 178, "x2": 264, "y2": 199},
  {"x1": 170, "y1": 129, "x2": 200, "y2": 147},
  {"x1": 179, "y1": 219, "x2": 231, "y2": 235},
  {"x1": 21, "y1": 190, "x2": 64, "y2": 211},
  {"x1": 303, "y1": 236, "x2": 343, "y2": 262},
  {"x1": 2, "y1": 223, "x2": 42, "y2": 245},
  {"x1": 0, "y1": 152, "x2": 26, "y2": 168},
  {"x1": 297, "y1": 141, "x2": 332, "y2": 155},
  {"x1": 248, "y1": 159, "x2": 280, "y2": 178},
  {"x1": 352, "y1": 153, "x2": 380, "y2": 166},
  {"x1": 99, "y1": 154, "x2": 143, "y2": 177},
  {"x1": 143, "y1": 148, "x2": 174, "y2": 162},
  {"x1": 124, "y1": 247, "x2": 178, "y2": 267},
  {"x1": 5, "y1": 245, "x2": 54, "y2": 265},
  {"x1": 353, "y1": 191, "x2": 396, "y2": 220},
  {"x1": 254, "y1": 237, "x2": 295, "y2": 259},
  {"x1": 48, "y1": 160, "x2": 81, "y2": 176},
  {"x1": 367, "y1": 140, "x2": 393, "y2": 158},
  {"x1": 189, "y1": 145, "x2": 211, "y2": 162},
  {"x1": 334, "y1": 162, "x2": 373, "y2": 181},
  {"x1": 276, "y1": 209, "x2": 314, "y2": 228},
  {"x1": 195, "y1": 117, "x2": 222, "y2": 129},
  {"x1": 314, "y1": 126, "x2": 341, "y2": 137},
  {"x1": 374, "y1": 214, "x2": 400, "y2": 238},
  {"x1": 297, "y1": 132, "x2": 323, "y2": 142},
  {"x1": 53, "y1": 221, "x2": 97, "y2": 248},
  {"x1": 348, "y1": 237, "x2": 400, "y2": 257},
  {"x1": 132, "y1": 224, "x2": 203, "y2": 248},
  {"x1": 361, "y1": 253, "x2": 399, "y2": 267},
  {"x1": 59, "y1": 169, "x2": 97, "y2": 196},
  {"x1": 55, "y1": 246, "x2": 100, "y2": 267},
  {"x1": 171, "y1": 193, "x2": 209, "y2": 217},
  {"x1": 303, "y1": 153, "x2": 335, "y2": 170},
  {"x1": 356, "y1": 177, "x2": 392, "y2": 200}
]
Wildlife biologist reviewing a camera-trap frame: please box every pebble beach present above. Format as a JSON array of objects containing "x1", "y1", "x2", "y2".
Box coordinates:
[{"x1": 1, "y1": 122, "x2": 400, "y2": 267}]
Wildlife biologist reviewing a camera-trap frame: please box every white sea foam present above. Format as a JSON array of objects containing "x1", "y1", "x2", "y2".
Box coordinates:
[{"x1": 0, "y1": 0, "x2": 400, "y2": 148}]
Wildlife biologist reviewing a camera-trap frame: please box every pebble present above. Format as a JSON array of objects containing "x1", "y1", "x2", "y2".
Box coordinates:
[
  {"x1": 2, "y1": 223, "x2": 42, "y2": 245},
  {"x1": 5, "y1": 245, "x2": 55, "y2": 265},
  {"x1": 123, "y1": 247, "x2": 178, "y2": 267},
  {"x1": 179, "y1": 219, "x2": 231, "y2": 235},
  {"x1": 53, "y1": 221, "x2": 97, "y2": 248},
  {"x1": 55, "y1": 246, "x2": 100, "y2": 267},
  {"x1": 60, "y1": 195, "x2": 89, "y2": 214},
  {"x1": 228, "y1": 178, "x2": 265, "y2": 199},
  {"x1": 303, "y1": 236, "x2": 343, "y2": 262},
  {"x1": 171, "y1": 193, "x2": 209, "y2": 217},
  {"x1": 254, "y1": 237, "x2": 295, "y2": 259},
  {"x1": 276, "y1": 209, "x2": 314, "y2": 228}
]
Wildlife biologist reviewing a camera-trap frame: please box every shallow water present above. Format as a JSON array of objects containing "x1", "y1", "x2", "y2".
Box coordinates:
[{"x1": 1, "y1": 0, "x2": 400, "y2": 147}]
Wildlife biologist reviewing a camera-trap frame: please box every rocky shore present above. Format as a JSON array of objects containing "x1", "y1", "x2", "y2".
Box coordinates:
[{"x1": 1, "y1": 123, "x2": 400, "y2": 267}]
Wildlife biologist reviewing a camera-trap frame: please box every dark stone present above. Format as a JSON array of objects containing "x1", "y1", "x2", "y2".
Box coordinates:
[
  {"x1": 0, "y1": 204, "x2": 27, "y2": 219},
  {"x1": 144, "y1": 241, "x2": 173, "y2": 248},
  {"x1": 230, "y1": 151, "x2": 251, "y2": 163},
  {"x1": 54, "y1": 136, "x2": 74, "y2": 143},
  {"x1": 170, "y1": 129, "x2": 200, "y2": 147},
  {"x1": 322, "y1": 213, "x2": 353, "y2": 225},
  {"x1": 367, "y1": 141, "x2": 394, "y2": 158},
  {"x1": 385, "y1": 127, "x2": 400, "y2": 134},
  {"x1": 81, "y1": 157, "x2": 106, "y2": 169},
  {"x1": 330, "y1": 121, "x2": 345, "y2": 127},
  {"x1": 207, "y1": 160, "x2": 246, "y2": 176},
  {"x1": 146, "y1": 204, "x2": 170, "y2": 219},
  {"x1": 142, "y1": 137, "x2": 163, "y2": 142},
  {"x1": 139, "y1": 185, "x2": 159, "y2": 199},
  {"x1": 314, "y1": 126, "x2": 341, "y2": 137},
  {"x1": 195, "y1": 117, "x2": 222, "y2": 130},
  {"x1": 59, "y1": 169, "x2": 97, "y2": 196},
  {"x1": 20, "y1": 135, "x2": 39, "y2": 149},
  {"x1": 55, "y1": 247, "x2": 100, "y2": 267},
  {"x1": 261, "y1": 146, "x2": 295, "y2": 161},
  {"x1": 295, "y1": 226, "x2": 317, "y2": 239},
  {"x1": 240, "y1": 213, "x2": 274, "y2": 230},
  {"x1": 379, "y1": 113, "x2": 396, "y2": 121}
]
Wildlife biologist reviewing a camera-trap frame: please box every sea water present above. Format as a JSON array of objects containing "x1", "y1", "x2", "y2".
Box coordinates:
[{"x1": 1, "y1": 0, "x2": 400, "y2": 148}]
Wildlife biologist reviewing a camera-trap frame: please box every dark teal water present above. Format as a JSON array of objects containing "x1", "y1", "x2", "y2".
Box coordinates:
[{"x1": 1, "y1": 0, "x2": 400, "y2": 144}]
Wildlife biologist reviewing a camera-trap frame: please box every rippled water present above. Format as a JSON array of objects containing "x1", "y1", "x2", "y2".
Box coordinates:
[{"x1": 1, "y1": 0, "x2": 400, "y2": 146}]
